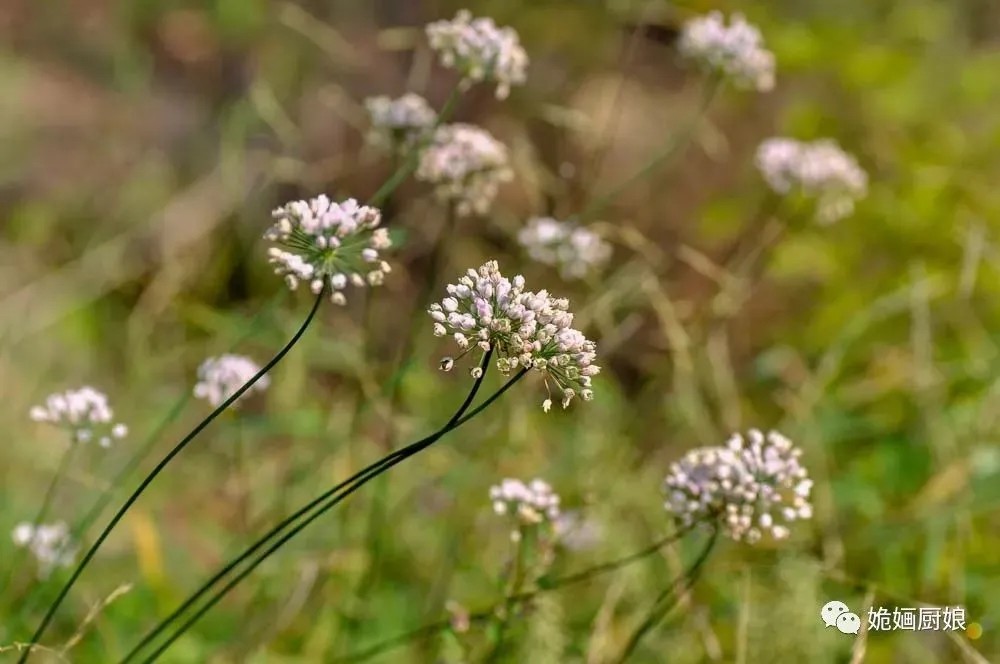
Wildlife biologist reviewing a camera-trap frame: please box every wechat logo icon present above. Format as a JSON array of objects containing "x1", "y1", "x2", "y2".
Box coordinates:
[{"x1": 821, "y1": 600, "x2": 861, "y2": 635}]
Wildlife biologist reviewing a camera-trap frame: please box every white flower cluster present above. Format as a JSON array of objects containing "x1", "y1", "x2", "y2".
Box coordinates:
[
  {"x1": 264, "y1": 195, "x2": 392, "y2": 305},
  {"x1": 426, "y1": 10, "x2": 528, "y2": 100},
  {"x1": 416, "y1": 124, "x2": 513, "y2": 217},
  {"x1": 364, "y1": 93, "x2": 437, "y2": 152},
  {"x1": 490, "y1": 478, "x2": 561, "y2": 540},
  {"x1": 756, "y1": 137, "x2": 868, "y2": 223},
  {"x1": 12, "y1": 522, "x2": 77, "y2": 577},
  {"x1": 428, "y1": 260, "x2": 600, "y2": 410},
  {"x1": 29, "y1": 386, "x2": 128, "y2": 447},
  {"x1": 193, "y1": 354, "x2": 269, "y2": 408},
  {"x1": 679, "y1": 12, "x2": 775, "y2": 92},
  {"x1": 663, "y1": 429, "x2": 813, "y2": 544},
  {"x1": 517, "y1": 217, "x2": 612, "y2": 280}
]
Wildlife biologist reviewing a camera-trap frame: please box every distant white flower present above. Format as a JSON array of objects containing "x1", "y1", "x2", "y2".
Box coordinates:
[
  {"x1": 518, "y1": 217, "x2": 612, "y2": 279},
  {"x1": 364, "y1": 93, "x2": 436, "y2": 152},
  {"x1": 12, "y1": 522, "x2": 77, "y2": 577},
  {"x1": 553, "y1": 511, "x2": 603, "y2": 551},
  {"x1": 428, "y1": 260, "x2": 600, "y2": 409},
  {"x1": 194, "y1": 354, "x2": 269, "y2": 408},
  {"x1": 663, "y1": 429, "x2": 813, "y2": 544},
  {"x1": 416, "y1": 123, "x2": 513, "y2": 217},
  {"x1": 29, "y1": 386, "x2": 128, "y2": 448},
  {"x1": 679, "y1": 12, "x2": 775, "y2": 92},
  {"x1": 265, "y1": 195, "x2": 392, "y2": 304},
  {"x1": 490, "y1": 477, "x2": 560, "y2": 540},
  {"x1": 756, "y1": 137, "x2": 868, "y2": 223},
  {"x1": 426, "y1": 10, "x2": 528, "y2": 99}
]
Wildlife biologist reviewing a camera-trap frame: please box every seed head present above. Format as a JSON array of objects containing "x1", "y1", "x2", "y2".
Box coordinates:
[
  {"x1": 193, "y1": 354, "x2": 270, "y2": 408},
  {"x1": 756, "y1": 137, "x2": 868, "y2": 223},
  {"x1": 518, "y1": 217, "x2": 612, "y2": 280},
  {"x1": 416, "y1": 123, "x2": 512, "y2": 217},
  {"x1": 663, "y1": 429, "x2": 813, "y2": 543},
  {"x1": 364, "y1": 93, "x2": 436, "y2": 152},
  {"x1": 12, "y1": 522, "x2": 77, "y2": 578},
  {"x1": 265, "y1": 195, "x2": 392, "y2": 303},
  {"x1": 29, "y1": 386, "x2": 128, "y2": 448},
  {"x1": 426, "y1": 10, "x2": 528, "y2": 99},
  {"x1": 679, "y1": 12, "x2": 775, "y2": 92}
]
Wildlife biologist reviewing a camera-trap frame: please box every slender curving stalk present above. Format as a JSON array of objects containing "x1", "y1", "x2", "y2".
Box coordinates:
[
  {"x1": 17, "y1": 296, "x2": 284, "y2": 621},
  {"x1": 18, "y1": 292, "x2": 325, "y2": 663},
  {"x1": 331, "y1": 522, "x2": 701, "y2": 663},
  {"x1": 121, "y1": 353, "x2": 519, "y2": 662},
  {"x1": 613, "y1": 526, "x2": 719, "y2": 664},
  {"x1": 349, "y1": 199, "x2": 459, "y2": 617},
  {"x1": 2, "y1": 443, "x2": 79, "y2": 599},
  {"x1": 484, "y1": 523, "x2": 529, "y2": 663},
  {"x1": 134, "y1": 366, "x2": 527, "y2": 663}
]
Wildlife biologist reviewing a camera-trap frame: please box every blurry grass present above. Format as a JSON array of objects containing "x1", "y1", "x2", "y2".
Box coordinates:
[{"x1": 1, "y1": 0, "x2": 999, "y2": 662}]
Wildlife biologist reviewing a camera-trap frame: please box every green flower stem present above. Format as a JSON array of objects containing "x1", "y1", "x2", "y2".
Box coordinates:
[
  {"x1": 613, "y1": 526, "x2": 719, "y2": 664},
  {"x1": 13, "y1": 395, "x2": 188, "y2": 623},
  {"x1": 332, "y1": 522, "x2": 701, "y2": 663},
  {"x1": 346, "y1": 200, "x2": 460, "y2": 634},
  {"x1": 2, "y1": 443, "x2": 79, "y2": 600},
  {"x1": 367, "y1": 84, "x2": 462, "y2": 208},
  {"x1": 18, "y1": 294, "x2": 282, "y2": 623},
  {"x1": 18, "y1": 292, "x2": 325, "y2": 663},
  {"x1": 484, "y1": 524, "x2": 530, "y2": 663},
  {"x1": 134, "y1": 366, "x2": 526, "y2": 664},
  {"x1": 120, "y1": 354, "x2": 521, "y2": 663}
]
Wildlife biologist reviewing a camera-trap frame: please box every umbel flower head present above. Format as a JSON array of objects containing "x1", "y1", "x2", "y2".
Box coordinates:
[
  {"x1": 490, "y1": 477, "x2": 561, "y2": 541},
  {"x1": 194, "y1": 354, "x2": 269, "y2": 408},
  {"x1": 756, "y1": 137, "x2": 868, "y2": 223},
  {"x1": 518, "y1": 217, "x2": 612, "y2": 280},
  {"x1": 12, "y1": 522, "x2": 77, "y2": 578},
  {"x1": 679, "y1": 11, "x2": 775, "y2": 92},
  {"x1": 416, "y1": 123, "x2": 513, "y2": 217},
  {"x1": 29, "y1": 386, "x2": 128, "y2": 448},
  {"x1": 663, "y1": 429, "x2": 813, "y2": 544},
  {"x1": 428, "y1": 260, "x2": 600, "y2": 410},
  {"x1": 426, "y1": 10, "x2": 528, "y2": 99},
  {"x1": 364, "y1": 93, "x2": 436, "y2": 152},
  {"x1": 265, "y1": 195, "x2": 392, "y2": 305}
]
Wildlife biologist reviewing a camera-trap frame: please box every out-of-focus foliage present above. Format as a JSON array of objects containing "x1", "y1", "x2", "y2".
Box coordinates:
[{"x1": 1, "y1": 0, "x2": 997, "y2": 662}]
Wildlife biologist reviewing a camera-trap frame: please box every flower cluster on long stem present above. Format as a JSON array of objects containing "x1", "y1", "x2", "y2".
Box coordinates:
[{"x1": 429, "y1": 260, "x2": 600, "y2": 410}]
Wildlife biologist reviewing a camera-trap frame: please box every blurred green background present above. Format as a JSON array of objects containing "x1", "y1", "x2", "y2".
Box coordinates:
[{"x1": 1, "y1": 0, "x2": 998, "y2": 662}]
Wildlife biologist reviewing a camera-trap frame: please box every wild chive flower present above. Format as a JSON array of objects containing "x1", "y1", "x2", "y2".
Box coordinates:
[
  {"x1": 193, "y1": 354, "x2": 269, "y2": 408},
  {"x1": 29, "y1": 387, "x2": 128, "y2": 448},
  {"x1": 756, "y1": 137, "x2": 868, "y2": 223},
  {"x1": 426, "y1": 10, "x2": 528, "y2": 100},
  {"x1": 663, "y1": 429, "x2": 813, "y2": 544},
  {"x1": 364, "y1": 93, "x2": 436, "y2": 152},
  {"x1": 416, "y1": 123, "x2": 513, "y2": 217},
  {"x1": 679, "y1": 11, "x2": 775, "y2": 92},
  {"x1": 12, "y1": 522, "x2": 77, "y2": 577},
  {"x1": 517, "y1": 217, "x2": 612, "y2": 280},
  {"x1": 264, "y1": 195, "x2": 392, "y2": 305},
  {"x1": 428, "y1": 260, "x2": 600, "y2": 409},
  {"x1": 490, "y1": 478, "x2": 561, "y2": 540}
]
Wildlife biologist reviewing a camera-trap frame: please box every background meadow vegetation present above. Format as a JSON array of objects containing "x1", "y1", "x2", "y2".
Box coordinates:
[{"x1": 1, "y1": 0, "x2": 999, "y2": 661}]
